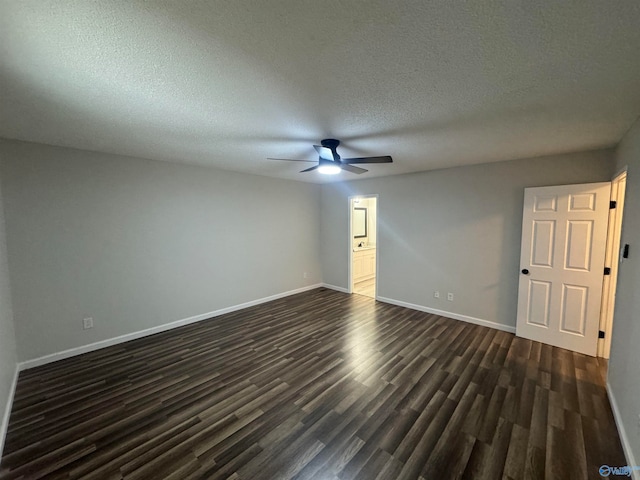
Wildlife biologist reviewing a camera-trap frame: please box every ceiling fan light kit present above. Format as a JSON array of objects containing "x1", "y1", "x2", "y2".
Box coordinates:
[
  {"x1": 317, "y1": 161, "x2": 341, "y2": 175},
  {"x1": 268, "y1": 138, "x2": 393, "y2": 175}
]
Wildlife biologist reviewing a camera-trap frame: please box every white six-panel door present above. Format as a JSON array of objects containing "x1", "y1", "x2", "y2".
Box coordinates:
[{"x1": 516, "y1": 183, "x2": 611, "y2": 356}]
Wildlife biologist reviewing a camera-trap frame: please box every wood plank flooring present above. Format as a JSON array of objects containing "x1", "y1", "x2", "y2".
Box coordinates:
[
  {"x1": 353, "y1": 278, "x2": 375, "y2": 299},
  {"x1": 0, "y1": 288, "x2": 626, "y2": 479}
]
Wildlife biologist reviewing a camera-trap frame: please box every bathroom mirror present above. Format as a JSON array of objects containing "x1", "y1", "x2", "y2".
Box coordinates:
[{"x1": 353, "y1": 207, "x2": 367, "y2": 238}]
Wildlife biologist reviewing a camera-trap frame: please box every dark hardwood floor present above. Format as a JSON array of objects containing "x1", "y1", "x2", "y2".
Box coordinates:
[{"x1": 0, "y1": 288, "x2": 626, "y2": 479}]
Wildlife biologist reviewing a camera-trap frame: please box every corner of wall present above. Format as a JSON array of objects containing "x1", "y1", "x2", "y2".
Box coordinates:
[
  {"x1": 0, "y1": 365, "x2": 18, "y2": 457},
  {"x1": 0, "y1": 165, "x2": 19, "y2": 457},
  {"x1": 607, "y1": 381, "x2": 640, "y2": 480},
  {"x1": 607, "y1": 116, "x2": 640, "y2": 473}
]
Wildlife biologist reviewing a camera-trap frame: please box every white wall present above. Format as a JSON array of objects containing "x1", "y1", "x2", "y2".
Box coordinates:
[
  {"x1": 608, "y1": 117, "x2": 640, "y2": 468},
  {"x1": 321, "y1": 150, "x2": 613, "y2": 329},
  {"x1": 0, "y1": 172, "x2": 17, "y2": 456},
  {"x1": 0, "y1": 139, "x2": 322, "y2": 362}
]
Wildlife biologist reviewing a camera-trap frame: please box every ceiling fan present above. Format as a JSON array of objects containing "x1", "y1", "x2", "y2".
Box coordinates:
[{"x1": 268, "y1": 139, "x2": 393, "y2": 175}]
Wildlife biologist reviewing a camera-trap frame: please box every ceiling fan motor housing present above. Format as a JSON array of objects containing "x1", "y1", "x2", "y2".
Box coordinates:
[
  {"x1": 320, "y1": 138, "x2": 340, "y2": 149},
  {"x1": 320, "y1": 139, "x2": 341, "y2": 161}
]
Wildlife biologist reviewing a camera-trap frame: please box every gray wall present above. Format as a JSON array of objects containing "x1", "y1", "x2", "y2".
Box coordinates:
[
  {"x1": 0, "y1": 174, "x2": 17, "y2": 456},
  {"x1": 609, "y1": 117, "x2": 640, "y2": 465},
  {"x1": 0, "y1": 140, "x2": 322, "y2": 361},
  {"x1": 321, "y1": 150, "x2": 613, "y2": 328}
]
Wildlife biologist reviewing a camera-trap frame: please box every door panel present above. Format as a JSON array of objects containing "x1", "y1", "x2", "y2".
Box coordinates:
[
  {"x1": 560, "y1": 284, "x2": 588, "y2": 335},
  {"x1": 569, "y1": 193, "x2": 596, "y2": 211},
  {"x1": 531, "y1": 220, "x2": 555, "y2": 267},
  {"x1": 516, "y1": 182, "x2": 610, "y2": 356},
  {"x1": 527, "y1": 280, "x2": 551, "y2": 327},
  {"x1": 534, "y1": 194, "x2": 558, "y2": 212},
  {"x1": 565, "y1": 220, "x2": 593, "y2": 271}
]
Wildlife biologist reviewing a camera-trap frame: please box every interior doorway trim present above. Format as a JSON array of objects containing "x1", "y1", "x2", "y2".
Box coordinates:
[
  {"x1": 348, "y1": 194, "x2": 379, "y2": 299},
  {"x1": 598, "y1": 168, "x2": 627, "y2": 358}
]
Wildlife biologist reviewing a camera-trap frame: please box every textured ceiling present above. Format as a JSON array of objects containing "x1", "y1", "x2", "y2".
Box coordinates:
[{"x1": 1, "y1": 1, "x2": 640, "y2": 183}]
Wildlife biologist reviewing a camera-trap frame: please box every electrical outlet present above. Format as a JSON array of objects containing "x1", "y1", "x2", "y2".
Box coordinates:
[
  {"x1": 434, "y1": 291, "x2": 440, "y2": 299},
  {"x1": 447, "y1": 293, "x2": 454, "y2": 301},
  {"x1": 83, "y1": 317, "x2": 94, "y2": 330},
  {"x1": 303, "y1": 272, "x2": 309, "y2": 279}
]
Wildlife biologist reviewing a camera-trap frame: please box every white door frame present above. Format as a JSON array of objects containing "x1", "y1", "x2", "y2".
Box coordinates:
[
  {"x1": 597, "y1": 169, "x2": 627, "y2": 358},
  {"x1": 348, "y1": 194, "x2": 379, "y2": 298}
]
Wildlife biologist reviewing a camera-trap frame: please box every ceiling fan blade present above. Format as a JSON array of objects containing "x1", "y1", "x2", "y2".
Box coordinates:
[
  {"x1": 342, "y1": 155, "x2": 393, "y2": 164},
  {"x1": 300, "y1": 165, "x2": 320, "y2": 173},
  {"x1": 341, "y1": 164, "x2": 368, "y2": 174},
  {"x1": 313, "y1": 145, "x2": 336, "y2": 161},
  {"x1": 267, "y1": 158, "x2": 316, "y2": 163}
]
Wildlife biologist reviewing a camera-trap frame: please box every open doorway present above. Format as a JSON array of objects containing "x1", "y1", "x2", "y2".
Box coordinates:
[
  {"x1": 598, "y1": 170, "x2": 627, "y2": 358},
  {"x1": 350, "y1": 196, "x2": 377, "y2": 298}
]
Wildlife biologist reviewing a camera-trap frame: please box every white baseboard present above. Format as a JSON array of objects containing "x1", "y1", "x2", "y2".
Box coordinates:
[
  {"x1": 19, "y1": 283, "x2": 323, "y2": 371},
  {"x1": 607, "y1": 381, "x2": 640, "y2": 480},
  {"x1": 0, "y1": 363, "x2": 19, "y2": 456},
  {"x1": 322, "y1": 283, "x2": 350, "y2": 294},
  {"x1": 376, "y1": 296, "x2": 516, "y2": 334}
]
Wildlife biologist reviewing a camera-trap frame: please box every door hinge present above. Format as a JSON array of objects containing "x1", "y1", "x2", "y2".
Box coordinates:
[
  {"x1": 604, "y1": 267, "x2": 611, "y2": 275},
  {"x1": 610, "y1": 200, "x2": 617, "y2": 209},
  {"x1": 599, "y1": 330, "x2": 605, "y2": 339}
]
